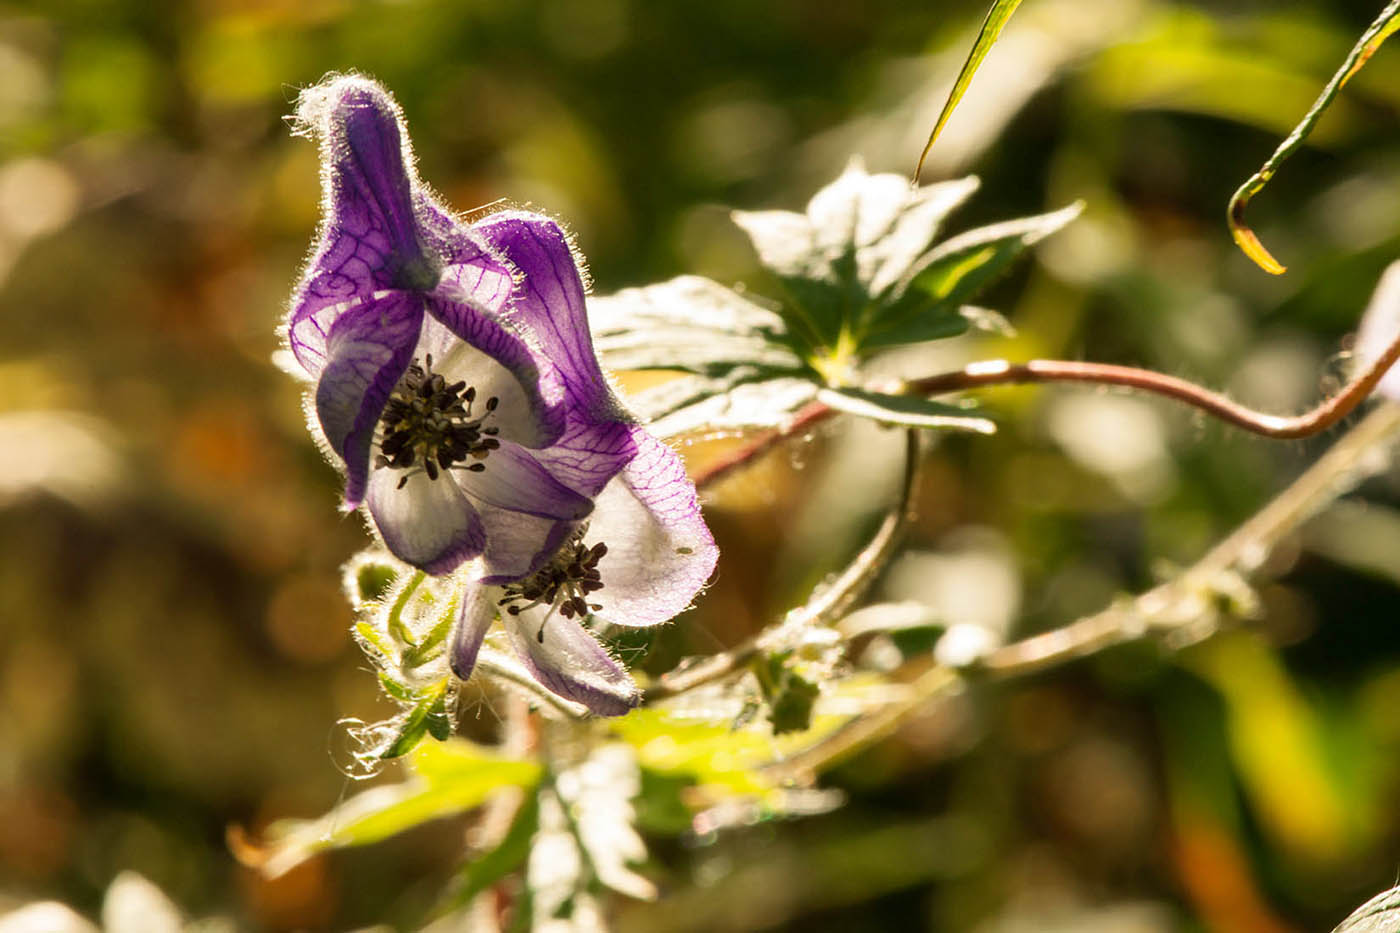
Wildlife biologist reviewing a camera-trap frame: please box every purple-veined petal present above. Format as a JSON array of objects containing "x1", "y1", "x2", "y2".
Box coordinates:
[
  {"x1": 449, "y1": 582, "x2": 499, "y2": 680},
  {"x1": 530, "y1": 418, "x2": 639, "y2": 498},
  {"x1": 315, "y1": 291, "x2": 424, "y2": 506},
  {"x1": 415, "y1": 194, "x2": 517, "y2": 315},
  {"x1": 474, "y1": 212, "x2": 619, "y2": 419},
  {"x1": 586, "y1": 431, "x2": 717, "y2": 627},
  {"x1": 505, "y1": 608, "x2": 640, "y2": 716},
  {"x1": 288, "y1": 77, "x2": 431, "y2": 372},
  {"x1": 366, "y1": 468, "x2": 485, "y2": 574},
  {"x1": 477, "y1": 512, "x2": 574, "y2": 584},
  {"x1": 456, "y1": 441, "x2": 593, "y2": 522},
  {"x1": 438, "y1": 257, "x2": 516, "y2": 316},
  {"x1": 422, "y1": 301, "x2": 565, "y2": 448}
]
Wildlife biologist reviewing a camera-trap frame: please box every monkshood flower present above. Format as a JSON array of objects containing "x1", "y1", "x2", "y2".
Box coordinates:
[
  {"x1": 437, "y1": 211, "x2": 720, "y2": 715},
  {"x1": 285, "y1": 75, "x2": 717, "y2": 714},
  {"x1": 285, "y1": 75, "x2": 597, "y2": 574}
]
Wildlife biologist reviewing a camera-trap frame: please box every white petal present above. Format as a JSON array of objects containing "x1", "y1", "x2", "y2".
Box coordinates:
[
  {"x1": 506, "y1": 608, "x2": 639, "y2": 716},
  {"x1": 455, "y1": 441, "x2": 593, "y2": 521},
  {"x1": 477, "y1": 510, "x2": 572, "y2": 584},
  {"x1": 366, "y1": 468, "x2": 484, "y2": 574},
  {"x1": 586, "y1": 432, "x2": 717, "y2": 627}
]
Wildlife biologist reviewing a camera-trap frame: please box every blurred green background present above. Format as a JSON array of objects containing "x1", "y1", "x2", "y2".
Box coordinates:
[{"x1": 4, "y1": 0, "x2": 1400, "y2": 929}]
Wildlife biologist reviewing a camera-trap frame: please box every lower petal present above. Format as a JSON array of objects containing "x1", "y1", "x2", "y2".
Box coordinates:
[
  {"x1": 366, "y1": 469, "x2": 485, "y2": 574},
  {"x1": 456, "y1": 441, "x2": 593, "y2": 522},
  {"x1": 449, "y1": 583, "x2": 498, "y2": 680},
  {"x1": 586, "y1": 432, "x2": 718, "y2": 627},
  {"x1": 315, "y1": 291, "x2": 423, "y2": 505},
  {"x1": 506, "y1": 609, "x2": 639, "y2": 716}
]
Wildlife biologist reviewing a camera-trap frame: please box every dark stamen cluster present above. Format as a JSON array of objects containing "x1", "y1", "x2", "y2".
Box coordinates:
[
  {"x1": 498, "y1": 539, "x2": 609, "y2": 638},
  {"x1": 377, "y1": 354, "x2": 500, "y2": 488}
]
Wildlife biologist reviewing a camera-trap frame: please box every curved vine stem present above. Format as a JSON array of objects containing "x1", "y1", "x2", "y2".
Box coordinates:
[
  {"x1": 982, "y1": 400, "x2": 1400, "y2": 677},
  {"x1": 695, "y1": 326, "x2": 1400, "y2": 491},
  {"x1": 648, "y1": 429, "x2": 923, "y2": 702},
  {"x1": 762, "y1": 402, "x2": 1400, "y2": 783}
]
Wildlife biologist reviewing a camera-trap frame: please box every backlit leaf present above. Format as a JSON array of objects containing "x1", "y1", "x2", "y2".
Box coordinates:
[
  {"x1": 865, "y1": 201, "x2": 1081, "y2": 348},
  {"x1": 257, "y1": 740, "x2": 542, "y2": 877},
  {"x1": 1227, "y1": 1, "x2": 1400, "y2": 274},
  {"x1": 914, "y1": 0, "x2": 1026, "y2": 182}
]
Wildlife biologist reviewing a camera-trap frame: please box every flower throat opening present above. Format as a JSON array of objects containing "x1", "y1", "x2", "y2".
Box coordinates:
[{"x1": 376, "y1": 354, "x2": 500, "y2": 488}]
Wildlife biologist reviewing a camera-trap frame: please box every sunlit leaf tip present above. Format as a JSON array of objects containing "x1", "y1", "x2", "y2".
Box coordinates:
[
  {"x1": 1225, "y1": 0, "x2": 1400, "y2": 274},
  {"x1": 914, "y1": 0, "x2": 1025, "y2": 184},
  {"x1": 1227, "y1": 190, "x2": 1286, "y2": 276}
]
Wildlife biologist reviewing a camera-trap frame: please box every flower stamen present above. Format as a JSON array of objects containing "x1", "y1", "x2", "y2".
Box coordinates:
[
  {"x1": 498, "y1": 533, "x2": 609, "y2": 636},
  {"x1": 376, "y1": 354, "x2": 501, "y2": 488}
]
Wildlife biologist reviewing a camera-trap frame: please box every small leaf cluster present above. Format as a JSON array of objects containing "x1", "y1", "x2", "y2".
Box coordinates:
[
  {"x1": 343, "y1": 552, "x2": 459, "y2": 761},
  {"x1": 589, "y1": 160, "x2": 1080, "y2": 438}
]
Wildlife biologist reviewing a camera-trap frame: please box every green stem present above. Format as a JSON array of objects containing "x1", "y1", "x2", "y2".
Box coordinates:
[{"x1": 649, "y1": 429, "x2": 922, "y2": 701}]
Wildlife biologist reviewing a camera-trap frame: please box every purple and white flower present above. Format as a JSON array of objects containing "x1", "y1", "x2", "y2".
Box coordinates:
[
  {"x1": 285, "y1": 74, "x2": 718, "y2": 714},
  {"x1": 442, "y1": 213, "x2": 719, "y2": 714},
  {"x1": 450, "y1": 430, "x2": 718, "y2": 715},
  {"x1": 285, "y1": 75, "x2": 595, "y2": 574}
]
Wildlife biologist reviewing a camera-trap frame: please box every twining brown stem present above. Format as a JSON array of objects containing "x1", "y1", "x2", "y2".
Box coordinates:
[
  {"x1": 761, "y1": 402, "x2": 1400, "y2": 782},
  {"x1": 982, "y1": 401, "x2": 1400, "y2": 678},
  {"x1": 693, "y1": 328, "x2": 1400, "y2": 491}
]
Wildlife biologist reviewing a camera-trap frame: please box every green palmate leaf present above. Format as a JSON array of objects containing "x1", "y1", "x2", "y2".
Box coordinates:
[
  {"x1": 590, "y1": 275, "x2": 789, "y2": 338},
  {"x1": 558, "y1": 745, "x2": 656, "y2": 901},
  {"x1": 625, "y1": 368, "x2": 778, "y2": 423},
  {"x1": 732, "y1": 163, "x2": 981, "y2": 346},
  {"x1": 590, "y1": 276, "x2": 807, "y2": 375},
  {"x1": 865, "y1": 201, "x2": 1082, "y2": 348},
  {"x1": 442, "y1": 793, "x2": 540, "y2": 912},
  {"x1": 259, "y1": 740, "x2": 542, "y2": 878},
  {"x1": 1228, "y1": 1, "x2": 1400, "y2": 274},
  {"x1": 595, "y1": 330, "x2": 804, "y2": 376},
  {"x1": 1333, "y1": 886, "x2": 1400, "y2": 933},
  {"x1": 644, "y1": 377, "x2": 820, "y2": 439},
  {"x1": 400, "y1": 596, "x2": 458, "y2": 669},
  {"x1": 377, "y1": 671, "x2": 414, "y2": 703},
  {"x1": 816, "y1": 387, "x2": 995, "y2": 434},
  {"x1": 915, "y1": 0, "x2": 1026, "y2": 182},
  {"x1": 384, "y1": 569, "x2": 426, "y2": 646}
]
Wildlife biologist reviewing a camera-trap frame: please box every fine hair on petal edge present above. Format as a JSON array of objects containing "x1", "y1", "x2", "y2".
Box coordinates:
[{"x1": 284, "y1": 72, "x2": 424, "y2": 316}]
